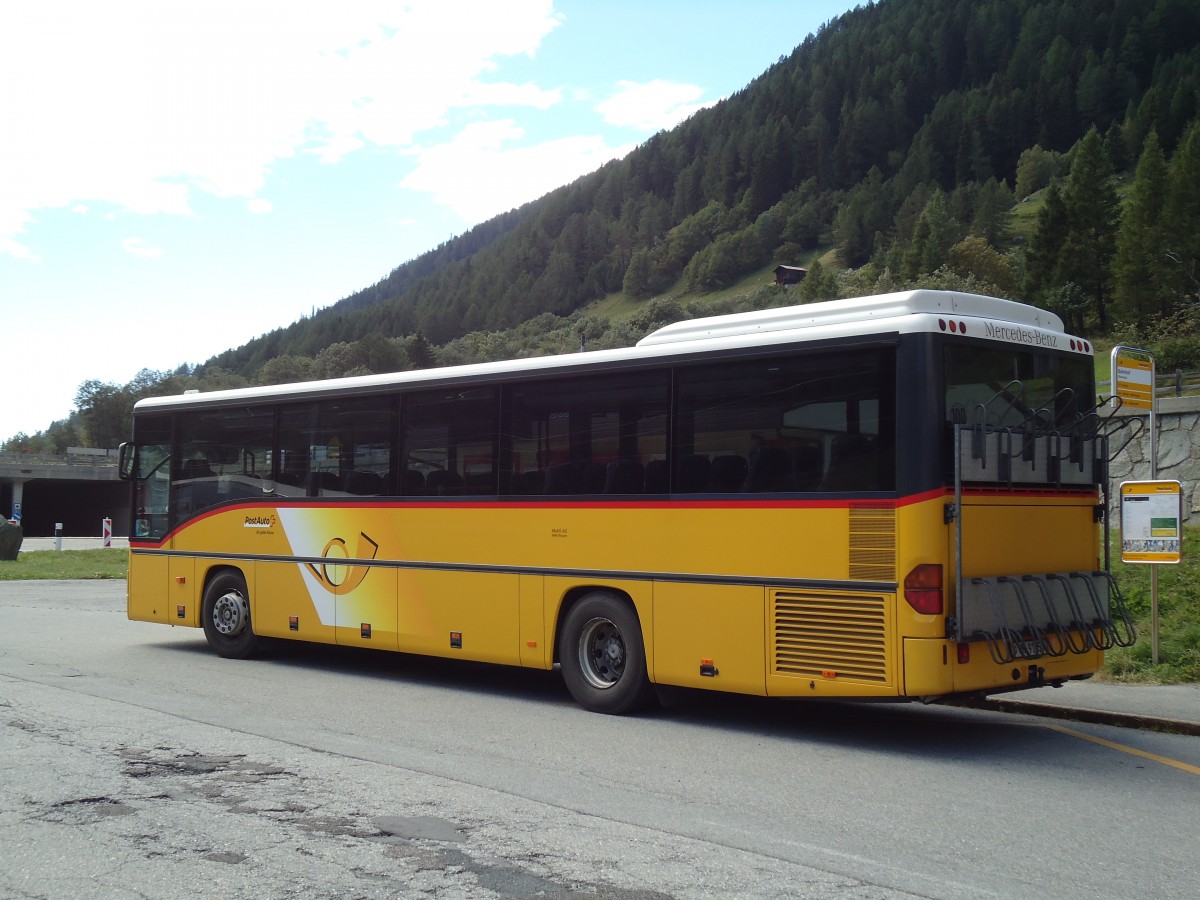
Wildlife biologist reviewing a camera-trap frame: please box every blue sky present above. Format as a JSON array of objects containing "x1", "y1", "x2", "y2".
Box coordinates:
[{"x1": 0, "y1": 0, "x2": 856, "y2": 441}]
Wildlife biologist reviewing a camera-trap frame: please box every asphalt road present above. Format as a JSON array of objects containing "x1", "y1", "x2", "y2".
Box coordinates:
[{"x1": 1, "y1": 580, "x2": 1198, "y2": 899}]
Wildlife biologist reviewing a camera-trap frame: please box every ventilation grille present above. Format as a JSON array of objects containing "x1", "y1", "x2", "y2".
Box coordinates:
[
  {"x1": 772, "y1": 591, "x2": 889, "y2": 683},
  {"x1": 849, "y1": 504, "x2": 896, "y2": 581}
]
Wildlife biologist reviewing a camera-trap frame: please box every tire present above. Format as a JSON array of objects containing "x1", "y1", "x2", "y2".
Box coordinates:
[
  {"x1": 201, "y1": 570, "x2": 259, "y2": 659},
  {"x1": 560, "y1": 592, "x2": 655, "y2": 714}
]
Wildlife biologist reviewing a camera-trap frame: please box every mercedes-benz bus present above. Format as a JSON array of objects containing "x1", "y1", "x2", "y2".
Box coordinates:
[{"x1": 121, "y1": 289, "x2": 1133, "y2": 713}]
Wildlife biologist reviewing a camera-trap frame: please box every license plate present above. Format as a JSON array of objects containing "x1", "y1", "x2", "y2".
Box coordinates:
[{"x1": 1010, "y1": 639, "x2": 1044, "y2": 658}]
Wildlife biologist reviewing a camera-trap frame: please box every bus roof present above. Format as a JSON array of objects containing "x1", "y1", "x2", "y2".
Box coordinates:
[
  {"x1": 637, "y1": 288, "x2": 1063, "y2": 346},
  {"x1": 133, "y1": 289, "x2": 1082, "y2": 414}
]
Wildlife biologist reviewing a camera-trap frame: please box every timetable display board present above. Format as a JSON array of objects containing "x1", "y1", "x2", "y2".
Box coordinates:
[{"x1": 1120, "y1": 480, "x2": 1183, "y2": 564}]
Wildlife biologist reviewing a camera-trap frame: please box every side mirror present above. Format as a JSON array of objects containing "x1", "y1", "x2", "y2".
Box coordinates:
[{"x1": 118, "y1": 442, "x2": 135, "y2": 481}]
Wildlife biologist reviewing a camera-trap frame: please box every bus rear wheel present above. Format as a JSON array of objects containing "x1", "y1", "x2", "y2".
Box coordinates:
[
  {"x1": 202, "y1": 571, "x2": 258, "y2": 659},
  {"x1": 560, "y1": 592, "x2": 654, "y2": 714}
]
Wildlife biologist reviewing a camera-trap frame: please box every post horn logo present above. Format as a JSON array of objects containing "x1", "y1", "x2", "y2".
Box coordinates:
[{"x1": 304, "y1": 531, "x2": 379, "y2": 594}]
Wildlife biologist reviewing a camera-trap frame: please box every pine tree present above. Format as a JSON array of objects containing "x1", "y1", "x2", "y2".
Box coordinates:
[
  {"x1": 902, "y1": 189, "x2": 957, "y2": 280},
  {"x1": 405, "y1": 331, "x2": 436, "y2": 370},
  {"x1": 1058, "y1": 128, "x2": 1120, "y2": 330},
  {"x1": 1024, "y1": 181, "x2": 1068, "y2": 299},
  {"x1": 1113, "y1": 131, "x2": 1169, "y2": 325},
  {"x1": 969, "y1": 178, "x2": 1015, "y2": 249},
  {"x1": 1162, "y1": 120, "x2": 1200, "y2": 302},
  {"x1": 622, "y1": 248, "x2": 654, "y2": 299}
]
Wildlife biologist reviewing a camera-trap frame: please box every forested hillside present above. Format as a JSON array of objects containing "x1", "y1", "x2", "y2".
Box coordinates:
[{"x1": 8, "y1": 0, "x2": 1200, "y2": 452}]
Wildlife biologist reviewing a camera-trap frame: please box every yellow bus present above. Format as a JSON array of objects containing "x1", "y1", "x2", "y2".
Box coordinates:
[{"x1": 120, "y1": 289, "x2": 1134, "y2": 713}]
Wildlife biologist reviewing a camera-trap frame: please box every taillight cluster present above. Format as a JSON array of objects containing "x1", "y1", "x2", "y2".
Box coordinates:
[{"x1": 904, "y1": 564, "x2": 943, "y2": 615}]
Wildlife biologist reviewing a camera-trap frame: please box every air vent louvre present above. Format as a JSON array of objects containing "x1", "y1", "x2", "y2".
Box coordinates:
[
  {"x1": 772, "y1": 591, "x2": 889, "y2": 683},
  {"x1": 849, "y1": 505, "x2": 896, "y2": 581}
]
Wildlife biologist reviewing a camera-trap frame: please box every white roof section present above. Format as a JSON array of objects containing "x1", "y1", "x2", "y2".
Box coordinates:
[
  {"x1": 134, "y1": 290, "x2": 1078, "y2": 414},
  {"x1": 637, "y1": 289, "x2": 1063, "y2": 346}
]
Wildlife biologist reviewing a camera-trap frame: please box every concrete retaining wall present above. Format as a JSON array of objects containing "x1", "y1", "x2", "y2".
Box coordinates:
[{"x1": 1106, "y1": 396, "x2": 1200, "y2": 526}]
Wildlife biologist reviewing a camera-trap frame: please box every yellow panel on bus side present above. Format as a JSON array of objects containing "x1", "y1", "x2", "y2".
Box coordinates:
[
  {"x1": 168, "y1": 556, "x2": 197, "y2": 627},
  {"x1": 335, "y1": 566, "x2": 398, "y2": 651},
  {"x1": 653, "y1": 582, "x2": 767, "y2": 695},
  {"x1": 397, "y1": 569, "x2": 520, "y2": 665},
  {"x1": 252, "y1": 559, "x2": 338, "y2": 645},
  {"x1": 128, "y1": 552, "x2": 169, "y2": 623},
  {"x1": 519, "y1": 574, "x2": 548, "y2": 668}
]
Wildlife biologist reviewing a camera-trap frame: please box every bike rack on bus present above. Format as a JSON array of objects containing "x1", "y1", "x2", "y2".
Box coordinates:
[
  {"x1": 950, "y1": 389, "x2": 1136, "y2": 662},
  {"x1": 960, "y1": 571, "x2": 1136, "y2": 664}
]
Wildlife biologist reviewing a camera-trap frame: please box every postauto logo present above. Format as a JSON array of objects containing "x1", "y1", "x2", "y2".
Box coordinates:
[{"x1": 304, "y1": 532, "x2": 379, "y2": 594}]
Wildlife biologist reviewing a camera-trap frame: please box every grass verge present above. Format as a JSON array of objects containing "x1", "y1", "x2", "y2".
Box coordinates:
[
  {"x1": 0, "y1": 548, "x2": 129, "y2": 580},
  {"x1": 1102, "y1": 524, "x2": 1200, "y2": 683}
]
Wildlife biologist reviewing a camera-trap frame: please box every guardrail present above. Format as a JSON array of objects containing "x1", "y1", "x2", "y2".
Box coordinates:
[
  {"x1": 0, "y1": 449, "x2": 120, "y2": 467},
  {"x1": 1097, "y1": 369, "x2": 1200, "y2": 399}
]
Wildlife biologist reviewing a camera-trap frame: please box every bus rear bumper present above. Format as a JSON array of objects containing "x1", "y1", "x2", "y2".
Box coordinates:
[{"x1": 903, "y1": 637, "x2": 1104, "y2": 699}]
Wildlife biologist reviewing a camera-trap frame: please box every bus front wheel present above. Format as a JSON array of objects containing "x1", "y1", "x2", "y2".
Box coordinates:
[
  {"x1": 202, "y1": 571, "x2": 259, "y2": 659},
  {"x1": 560, "y1": 592, "x2": 654, "y2": 714}
]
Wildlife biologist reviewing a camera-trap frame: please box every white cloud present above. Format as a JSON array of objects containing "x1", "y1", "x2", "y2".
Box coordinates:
[
  {"x1": 246, "y1": 198, "x2": 273, "y2": 215},
  {"x1": 400, "y1": 120, "x2": 633, "y2": 223},
  {"x1": 0, "y1": 0, "x2": 565, "y2": 258},
  {"x1": 0, "y1": 236, "x2": 38, "y2": 262},
  {"x1": 596, "y1": 79, "x2": 713, "y2": 131},
  {"x1": 122, "y1": 237, "x2": 162, "y2": 258}
]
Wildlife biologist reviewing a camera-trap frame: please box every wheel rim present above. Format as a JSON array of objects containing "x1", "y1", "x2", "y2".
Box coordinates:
[
  {"x1": 577, "y1": 615, "x2": 626, "y2": 689},
  {"x1": 211, "y1": 590, "x2": 249, "y2": 637}
]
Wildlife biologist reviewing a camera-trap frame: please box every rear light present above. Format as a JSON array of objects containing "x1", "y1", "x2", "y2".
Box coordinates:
[{"x1": 904, "y1": 564, "x2": 943, "y2": 615}]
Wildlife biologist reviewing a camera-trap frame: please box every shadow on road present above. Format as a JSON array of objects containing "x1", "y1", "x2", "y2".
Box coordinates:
[{"x1": 147, "y1": 633, "x2": 1041, "y2": 763}]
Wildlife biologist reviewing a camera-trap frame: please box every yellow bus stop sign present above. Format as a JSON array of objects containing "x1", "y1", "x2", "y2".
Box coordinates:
[
  {"x1": 1120, "y1": 480, "x2": 1183, "y2": 564},
  {"x1": 1111, "y1": 346, "x2": 1154, "y2": 410}
]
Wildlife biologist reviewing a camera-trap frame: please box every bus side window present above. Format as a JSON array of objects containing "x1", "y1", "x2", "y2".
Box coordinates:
[
  {"x1": 677, "y1": 350, "x2": 895, "y2": 494},
  {"x1": 402, "y1": 387, "x2": 498, "y2": 497},
  {"x1": 503, "y1": 372, "x2": 668, "y2": 498},
  {"x1": 174, "y1": 406, "x2": 274, "y2": 519}
]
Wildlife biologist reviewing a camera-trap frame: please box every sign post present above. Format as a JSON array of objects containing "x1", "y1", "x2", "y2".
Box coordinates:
[{"x1": 1112, "y1": 345, "x2": 1165, "y2": 663}]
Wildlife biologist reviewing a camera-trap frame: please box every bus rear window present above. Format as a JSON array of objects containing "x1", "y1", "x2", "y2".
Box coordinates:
[{"x1": 944, "y1": 343, "x2": 1094, "y2": 431}]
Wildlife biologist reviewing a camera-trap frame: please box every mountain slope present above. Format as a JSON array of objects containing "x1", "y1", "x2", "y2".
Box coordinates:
[{"x1": 184, "y1": 0, "x2": 1200, "y2": 375}]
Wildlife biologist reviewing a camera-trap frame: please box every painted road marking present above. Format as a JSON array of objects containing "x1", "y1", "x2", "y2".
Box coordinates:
[{"x1": 1031, "y1": 722, "x2": 1200, "y2": 776}]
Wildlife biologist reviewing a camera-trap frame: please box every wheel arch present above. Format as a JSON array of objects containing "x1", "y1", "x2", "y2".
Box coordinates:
[
  {"x1": 551, "y1": 584, "x2": 649, "y2": 672},
  {"x1": 200, "y1": 562, "x2": 249, "y2": 603}
]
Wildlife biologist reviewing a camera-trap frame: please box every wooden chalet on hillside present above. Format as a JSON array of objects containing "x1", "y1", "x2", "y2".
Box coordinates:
[{"x1": 773, "y1": 265, "x2": 808, "y2": 286}]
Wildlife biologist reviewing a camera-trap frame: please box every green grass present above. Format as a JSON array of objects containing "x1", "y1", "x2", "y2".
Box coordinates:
[
  {"x1": 0, "y1": 548, "x2": 129, "y2": 580},
  {"x1": 1103, "y1": 524, "x2": 1200, "y2": 684},
  {"x1": 578, "y1": 261, "x2": 792, "y2": 325},
  {"x1": 1010, "y1": 191, "x2": 1045, "y2": 245}
]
